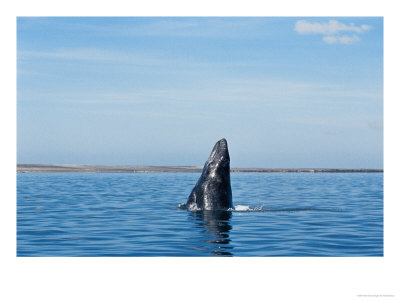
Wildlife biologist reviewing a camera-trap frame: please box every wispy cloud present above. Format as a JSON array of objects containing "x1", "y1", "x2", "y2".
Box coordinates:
[
  {"x1": 19, "y1": 48, "x2": 169, "y2": 66},
  {"x1": 110, "y1": 18, "x2": 273, "y2": 39},
  {"x1": 19, "y1": 46, "x2": 251, "y2": 72},
  {"x1": 19, "y1": 77, "x2": 381, "y2": 110},
  {"x1": 17, "y1": 46, "x2": 278, "y2": 80},
  {"x1": 295, "y1": 20, "x2": 371, "y2": 44},
  {"x1": 18, "y1": 17, "x2": 272, "y2": 39}
]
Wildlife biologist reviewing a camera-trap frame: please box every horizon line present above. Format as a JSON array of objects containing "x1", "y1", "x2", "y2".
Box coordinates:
[{"x1": 17, "y1": 164, "x2": 383, "y2": 173}]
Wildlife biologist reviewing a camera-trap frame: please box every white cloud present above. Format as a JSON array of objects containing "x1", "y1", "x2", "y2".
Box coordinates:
[
  {"x1": 295, "y1": 20, "x2": 371, "y2": 35},
  {"x1": 323, "y1": 35, "x2": 360, "y2": 44},
  {"x1": 295, "y1": 20, "x2": 371, "y2": 44},
  {"x1": 322, "y1": 36, "x2": 337, "y2": 44}
]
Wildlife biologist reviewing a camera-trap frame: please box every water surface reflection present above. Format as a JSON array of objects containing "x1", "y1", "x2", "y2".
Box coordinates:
[{"x1": 189, "y1": 210, "x2": 233, "y2": 256}]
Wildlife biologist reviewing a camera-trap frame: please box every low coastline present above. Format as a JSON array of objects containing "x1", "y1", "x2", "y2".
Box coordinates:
[{"x1": 17, "y1": 164, "x2": 383, "y2": 173}]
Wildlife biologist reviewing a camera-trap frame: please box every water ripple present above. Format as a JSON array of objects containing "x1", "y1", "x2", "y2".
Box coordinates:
[{"x1": 17, "y1": 172, "x2": 383, "y2": 256}]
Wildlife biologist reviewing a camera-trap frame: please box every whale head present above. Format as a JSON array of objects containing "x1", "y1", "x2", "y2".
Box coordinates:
[
  {"x1": 203, "y1": 138, "x2": 230, "y2": 177},
  {"x1": 186, "y1": 138, "x2": 233, "y2": 211}
]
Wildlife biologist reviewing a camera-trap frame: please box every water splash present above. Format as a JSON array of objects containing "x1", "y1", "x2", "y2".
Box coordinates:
[
  {"x1": 232, "y1": 205, "x2": 342, "y2": 212},
  {"x1": 177, "y1": 203, "x2": 187, "y2": 210},
  {"x1": 177, "y1": 203, "x2": 341, "y2": 212},
  {"x1": 230, "y1": 205, "x2": 265, "y2": 211}
]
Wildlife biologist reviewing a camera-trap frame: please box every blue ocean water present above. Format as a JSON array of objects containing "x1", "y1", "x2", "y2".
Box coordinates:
[{"x1": 17, "y1": 172, "x2": 383, "y2": 256}]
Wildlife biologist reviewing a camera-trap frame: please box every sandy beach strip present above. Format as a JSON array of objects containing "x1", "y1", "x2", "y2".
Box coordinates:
[{"x1": 17, "y1": 164, "x2": 383, "y2": 173}]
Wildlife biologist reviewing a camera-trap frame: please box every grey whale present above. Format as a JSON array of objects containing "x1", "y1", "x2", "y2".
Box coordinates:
[{"x1": 186, "y1": 138, "x2": 233, "y2": 211}]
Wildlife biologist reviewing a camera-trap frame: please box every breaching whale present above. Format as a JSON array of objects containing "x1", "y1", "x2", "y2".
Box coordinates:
[{"x1": 186, "y1": 138, "x2": 233, "y2": 211}]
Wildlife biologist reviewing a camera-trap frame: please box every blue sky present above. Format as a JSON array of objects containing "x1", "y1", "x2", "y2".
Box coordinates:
[{"x1": 17, "y1": 17, "x2": 383, "y2": 168}]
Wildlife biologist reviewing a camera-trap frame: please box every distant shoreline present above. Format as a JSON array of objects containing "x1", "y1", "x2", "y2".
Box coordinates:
[{"x1": 17, "y1": 164, "x2": 383, "y2": 173}]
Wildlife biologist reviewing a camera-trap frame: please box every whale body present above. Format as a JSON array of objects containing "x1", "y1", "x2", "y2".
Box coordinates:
[{"x1": 186, "y1": 138, "x2": 233, "y2": 211}]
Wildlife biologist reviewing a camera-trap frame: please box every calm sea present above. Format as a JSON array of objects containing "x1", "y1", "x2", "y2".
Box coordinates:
[{"x1": 17, "y1": 172, "x2": 383, "y2": 256}]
